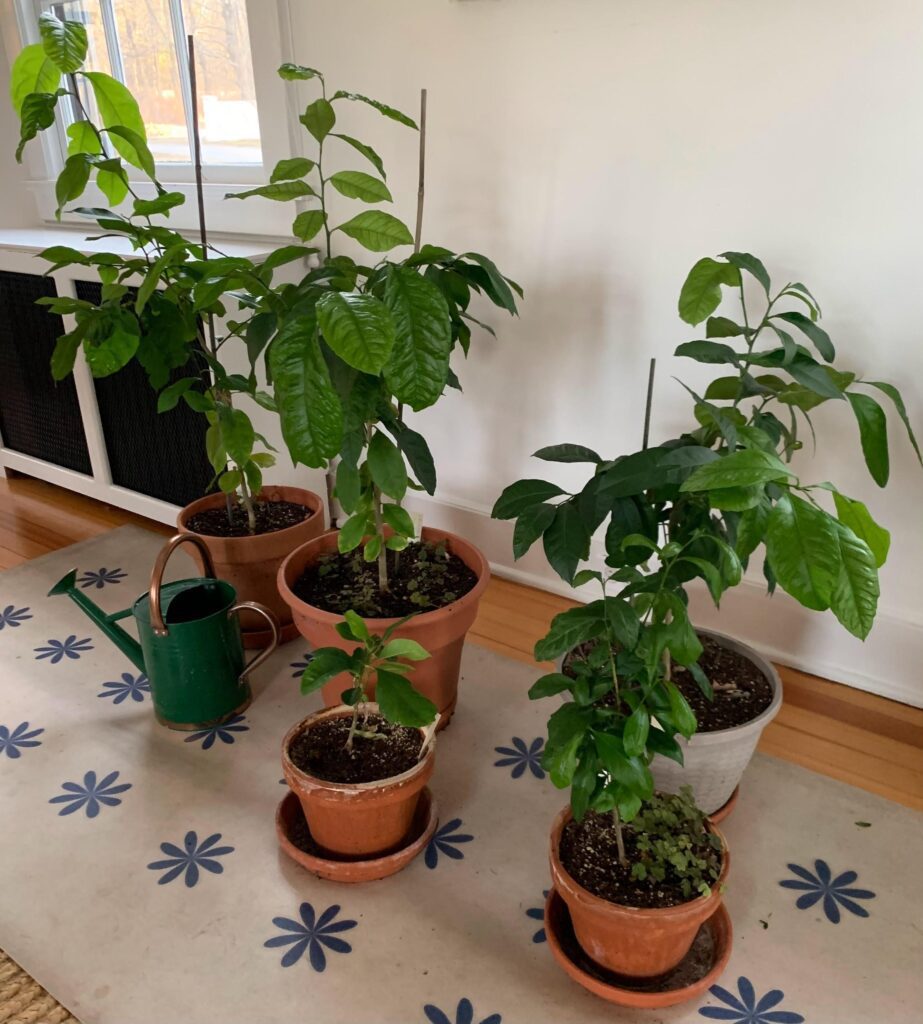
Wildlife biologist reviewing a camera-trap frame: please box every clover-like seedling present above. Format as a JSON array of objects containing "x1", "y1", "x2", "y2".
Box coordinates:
[{"x1": 300, "y1": 610, "x2": 437, "y2": 750}]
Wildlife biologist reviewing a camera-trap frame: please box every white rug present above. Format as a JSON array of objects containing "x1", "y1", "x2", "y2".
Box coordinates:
[{"x1": 0, "y1": 525, "x2": 920, "y2": 1024}]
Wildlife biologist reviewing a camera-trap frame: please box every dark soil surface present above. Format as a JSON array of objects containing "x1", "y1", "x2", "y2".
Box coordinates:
[
  {"x1": 186, "y1": 499, "x2": 310, "y2": 538},
  {"x1": 292, "y1": 540, "x2": 478, "y2": 617},
  {"x1": 288, "y1": 713, "x2": 423, "y2": 784},
  {"x1": 672, "y1": 635, "x2": 773, "y2": 731},
  {"x1": 560, "y1": 811, "x2": 722, "y2": 909}
]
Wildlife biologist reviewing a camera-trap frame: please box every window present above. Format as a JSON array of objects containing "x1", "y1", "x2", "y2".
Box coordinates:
[{"x1": 34, "y1": 0, "x2": 263, "y2": 172}]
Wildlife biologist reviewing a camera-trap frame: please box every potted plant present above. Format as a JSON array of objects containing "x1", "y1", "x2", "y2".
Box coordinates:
[
  {"x1": 266, "y1": 67, "x2": 521, "y2": 725},
  {"x1": 527, "y1": 573, "x2": 731, "y2": 1005},
  {"x1": 278, "y1": 610, "x2": 439, "y2": 882},
  {"x1": 9, "y1": 14, "x2": 334, "y2": 645}
]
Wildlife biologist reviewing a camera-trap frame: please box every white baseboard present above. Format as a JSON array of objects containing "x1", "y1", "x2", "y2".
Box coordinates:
[{"x1": 407, "y1": 491, "x2": 923, "y2": 710}]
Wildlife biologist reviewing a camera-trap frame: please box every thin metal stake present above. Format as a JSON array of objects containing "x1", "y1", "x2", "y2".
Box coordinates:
[{"x1": 642, "y1": 358, "x2": 656, "y2": 450}]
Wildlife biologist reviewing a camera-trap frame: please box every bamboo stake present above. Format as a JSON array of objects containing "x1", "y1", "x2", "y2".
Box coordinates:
[
  {"x1": 642, "y1": 357, "x2": 656, "y2": 450},
  {"x1": 413, "y1": 88, "x2": 428, "y2": 252}
]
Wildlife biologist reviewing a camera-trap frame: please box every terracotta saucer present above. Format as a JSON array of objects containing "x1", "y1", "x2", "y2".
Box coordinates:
[
  {"x1": 243, "y1": 620, "x2": 300, "y2": 649},
  {"x1": 276, "y1": 787, "x2": 438, "y2": 883},
  {"x1": 544, "y1": 889, "x2": 732, "y2": 1008},
  {"x1": 708, "y1": 785, "x2": 740, "y2": 826}
]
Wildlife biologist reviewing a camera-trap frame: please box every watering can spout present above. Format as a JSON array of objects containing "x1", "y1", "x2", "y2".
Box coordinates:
[{"x1": 48, "y1": 569, "x2": 146, "y2": 674}]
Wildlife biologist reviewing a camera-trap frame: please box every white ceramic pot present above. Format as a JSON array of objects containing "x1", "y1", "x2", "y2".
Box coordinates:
[{"x1": 650, "y1": 629, "x2": 782, "y2": 814}]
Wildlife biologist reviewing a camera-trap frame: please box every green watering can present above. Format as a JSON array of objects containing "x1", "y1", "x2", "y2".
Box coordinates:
[{"x1": 48, "y1": 534, "x2": 280, "y2": 730}]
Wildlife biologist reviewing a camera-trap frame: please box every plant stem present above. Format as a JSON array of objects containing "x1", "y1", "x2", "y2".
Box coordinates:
[
  {"x1": 318, "y1": 79, "x2": 332, "y2": 259},
  {"x1": 238, "y1": 465, "x2": 257, "y2": 535},
  {"x1": 413, "y1": 88, "x2": 427, "y2": 251},
  {"x1": 612, "y1": 808, "x2": 628, "y2": 869},
  {"x1": 372, "y1": 484, "x2": 389, "y2": 593}
]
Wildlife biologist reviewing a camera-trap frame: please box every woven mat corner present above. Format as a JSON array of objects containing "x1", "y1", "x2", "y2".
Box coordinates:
[{"x1": 0, "y1": 950, "x2": 79, "y2": 1024}]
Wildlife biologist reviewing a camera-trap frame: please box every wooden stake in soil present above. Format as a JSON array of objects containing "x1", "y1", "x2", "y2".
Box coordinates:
[
  {"x1": 414, "y1": 88, "x2": 428, "y2": 252},
  {"x1": 642, "y1": 357, "x2": 656, "y2": 450}
]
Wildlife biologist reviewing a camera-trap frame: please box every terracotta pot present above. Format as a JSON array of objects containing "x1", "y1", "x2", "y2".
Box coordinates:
[
  {"x1": 281, "y1": 704, "x2": 435, "y2": 859},
  {"x1": 277, "y1": 526, "x2": 490, "y2": 728},
  {"x1": 178, "y1": 485, "x2": 325, "y2": 648},
  {"x1": 549, "y1": 805, "x2": 729, "y2": 978}
]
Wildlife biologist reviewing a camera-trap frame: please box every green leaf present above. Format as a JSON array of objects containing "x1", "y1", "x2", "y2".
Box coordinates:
[
  {"x1": 774, "y1": 310, "x2": 834, "y2": 362},
  {"x1": 678, "y1": 257, "x2": 741, "y2": 325},
  {"x1": 513, "y1": 502, "x2": 557, "y2": 560},
  {"x1": 542, "y1": 502, "x2": 589, "y2": 583},
  {"x1": 330, "y1": 90, "x2": 417, "y2": 128},
  {"x1": 863, "y1": 381, "x2": 923, "y2": 467},
  {"x1": 492, "y1": 479, "x2": 566, "y2": 520},
  {"x1": 50, "y1": 331, "x2": 82, "y2": 381},
  {"x1": 278, "y1": 63, "x2": 322, "y2": 81},
  {"x1": 54, "y1": 153, "x2": 91, "y2": 217},
  {"x1": 226, "y1": 181, "x2": 314, "y2": 202},
  {"x1": 338, "y1": 513, "x2": 368, "y2": 552},
  {"x1": 785, "y1": 355, "x2": 846, "y2": 400},
  {"x1": 95, "y1": 162, "x2": 129, "y2": 207},
  {"x1": 528, "y1": 673, "x2": 574, "y2": 700},
  {"x1": 534, "y1": 602, "x2": 607, "y2": 662},
  {"x1": 829, "y1": 521, "x2": 879, "y2": 639},
  {"x1": 532, "y1": 443, "x2": 601, "y2": 464},
  {"x1": 833, "y1": 493, "x2": 890, "y2": 568},
  {"x1": 459, "y1": 252, "x2": 519, "y2": 314},
  {"x1": 380, "y1": 637, "x2": 429, "y2": 661},
  {"x1": 665, "y1": 682, "x2": 698, "y2": 739},
  {"x1": 368, "y1": 430, "x2": 407, "y2": 501},
  {"x1": 292, "y1": 209, "x2": 326, "y2": 242},
  {"x1": 706, "y1": 485, "x2": 763, "y2": 511},
  {"x1": 334, "y1": 459, "x2": 361, "y2": 512},
  {"x1": 269, "y1": 315, "x2": 343, "y2": 467},
  {"x1": 593, "y1": 732, "x2": 654, "y2": 798},
  {"x1": 270, "y1": 157, "x2": 315, "y2": 183},
  {"x1": 218, "y1": 406, "x2": 254, "y2": 467},
  {"x1": 681, "y1": 448, "x2": 793, "y2": 492},
  {"x1": 382, "y1": 503, "x2": 415, "y2": 537},
  {"x1": 16, "y1": 90, "x2": 60, "y2": 161},
  {"x1": 674, "y1": 340, "x2": 739, "y2": 365},
  {"x1": 39, "y1": 13, "x2": 88, "y2": 73},
  {"x1": 623, "y1": 708, "x2": 650, "y2": 757},
  {"x1": 706, "y1": 316, "x2": 745, "y2": 338},
  {"x1": 382, "y1": 267, "x2": 451, "y2": 411},
  {"x1": 337, "y1": 210, "x2": 413, "y2": 252},
  {"x1": 317, "y1": 291, "x2": 395, "y2": 373},
  {"x1": 133, "y1": 191, "x2": 184, "y2": 217},
  {"x1": 84, "y1": 72, "x2": 146, "y2": 166},
  {"x1": 330, "y1": 133, "x2": 387, "y2": 179},
  {"x1": 597, "y1": 445, "x2": 718, "y2": 500},
  {"x1": 300, "y1": 98, "x2": 335, "y2": 142},
  {"x1": 9, "y1": 44, "x2": 60, "y2": 114},
  {"x1": 847, "y1": 392, "x2": 889, "y2": 487},
  {"x1": 105, "y1": 125, "x2": 155, "y2": 178},
  {"x1": 766, "y1": 494, "x2": 839, "y2": 610},
  {"x1": 218, "y1": 469, "x2": 241, "y2": 494},
  {"x1": 605, "y1": 597, "x2": 641, "y2": 650},
  {"x1": 329, "y1": 170, "x2": 392, "y2": 203},
  {"x1": 343, "y1": 609, "x2": 370, "y2": 641},
  {"x1": 388, "y1": 419, "x2": 436, "y2": 495},
  {"x1": 375, "y1": 670, "x2": 437, "y2": 727},
  {"x1": 66, "y1": 120, "x2": 101, "y2": 157},
  {"x1": 736, "y1": 498, "x2": 772, "y2": 560},
  {"x1": 301, "y1": 647, "x2": 353, "y2": 694},
  {"x1": 156, "y1": 377, "x2": 195, "y2": 413},
  {"x1": 84, "y1": 315, "x2": 139, "y2": 376},
  {"x1": 720, "y1": 251, "x2": 770, "y2": 293}
]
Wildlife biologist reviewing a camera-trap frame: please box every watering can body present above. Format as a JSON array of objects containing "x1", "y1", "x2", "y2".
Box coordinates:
[{"x1": 49, "y1": 535, "x2": 279, "y2": 730}]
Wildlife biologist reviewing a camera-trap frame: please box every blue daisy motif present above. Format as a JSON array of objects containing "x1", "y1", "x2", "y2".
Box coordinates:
[
  {"x1": 98, "y1": 672, "x2": 150, "y2": 705},
  {"x1": 0, "y1": 722, "x2": 44, "y2": 759},
  {"x1": 780, "y1": 859, "x2": 875, "y2": 923},
  {"x1": 147, "y1": 831, "x2": 234, "y2": 887},
  {"x1": 264, "y1": 902, "x2": 357, "y2": 971},
  {"x1": 34, "y1": 635, "x2": 93, "y2": 664},
  {"x1": 425, "y1": 818, "x2": 474, "y2": 869},
  {"x1": 699, "y1": 977, "x2": 804, "y2": 1023},
  {"x1": 78, "y1": 567, "x2": 127, "y2": 589},
  {"x1": 526, "y1": 890, "x2": 549, "y2": 942},
  {"x1": 424, "y1": 998, "x2": 501, "y2": 1024},
  {"x1": 289, "y1": 650, "x2": 315, "y2": 678},
  {"x1": 0, "y1": 604, "x2": 32, "y2": 630},
  {"x1": 493, "y1": 736, "x2": 545, "y2": 779},
  {"x1": 184, "y1": 713, "x2": 249, "y2": 750},
  {"x1": 49, "y1": 770, "x2": 131, "y2": 818}
]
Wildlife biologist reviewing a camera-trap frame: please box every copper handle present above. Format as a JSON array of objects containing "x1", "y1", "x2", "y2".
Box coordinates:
[
  {"x1": 150, "y1": 533, "x2": 217, "y2": 637},
  {"x1": 229, "y1": 602, "x2": 280, "y2": 681}
]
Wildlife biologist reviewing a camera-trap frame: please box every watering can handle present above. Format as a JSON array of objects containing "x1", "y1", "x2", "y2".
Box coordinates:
[
  {"x1": 150, "y1": 533, "x2": 218, "y2": 637},
  {"x1": 229, "y1": 602, "x2": 280, "y2": 681}
]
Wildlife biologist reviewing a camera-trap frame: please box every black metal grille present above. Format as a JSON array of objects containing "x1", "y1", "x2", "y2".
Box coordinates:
[
  {"x1": 77, "y1": 281, "x2": 213, "y2": 507},
  {"x1": 0, "y1": 270, "x2": 92, "y2": 474}
]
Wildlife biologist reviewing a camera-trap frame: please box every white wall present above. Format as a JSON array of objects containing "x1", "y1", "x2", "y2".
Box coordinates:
[
  {"x1": 0, "y1": 42, "x2": 36, "y2": 228},
  {"x1": 288, "y1": 0, "x2": 923, "y2": 705}
]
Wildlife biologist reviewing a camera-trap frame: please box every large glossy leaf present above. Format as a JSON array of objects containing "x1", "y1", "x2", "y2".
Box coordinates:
[
  {"x1": 829, "y1": 522, "x2": 879, "y2": 639},
  {"x1": 301, "y1": 648, "x2": 353, "y2": 694},
  {"x1": 765, "y1": 494, "x2": 839, "y2": 611},
  {"x1": 774, "y1": 310, "x2": 834, "y2": 362},
  {"x1": 542, "y1": 502, "x2": 590, "y2": 583},
  {"x1": 278, "y1": 63, "x2": 322, "y2": 81},
  {"x1": 595, "y1": 445, "x2": 717, "y2": 500},
  {"x1": 337, "y1": 210, "x2": 413, "y2": 252},
  {"x1": 367, "y1": 430, "x2": 407, "y2": 501},
  {"x1": 678, "y1": 257, "x2": 741, "y2": 325},
  {"x1": 492, "y1": 479, "x2": 566, "y2": 519},
  {"x1": 864, "y1": 381, "x2": 923, "y2": 467},
  {"x1": 720, "y1": 251, "x2": 770, "y2": 293},
  {"x1": 9, "y1": 44, "x2": 61, "y2": 114},
  {"x1": 217, "y1": 406, "x2": 254, "y2": 467},
  {"x1": 316, "y1": 291, "x2": 395, "y2": 373},
  {"x1": 84, "y1": 72, "x2": 146, "y2": 167},
  {"x1": 534, "y1": 602, "x2": 607, "y2": 662},
  {"x1": 382, "y1": 267, "x2": 451, "y2": 410},
  {"x1": 847, "y1": 392, "x2": 889, "y2": 486},
  {"x1": 39, "y1": 13, "x2": 87, "y2": 73},
  {"x1": 387, "y1": 418, "x2": 436, "y2": 494},
  {"x1": 66, "y1": 120, "x2": 101, "y2": 157},
  {"x1": 833, "y1": 493, "x2": 890, "y2": 568},
  {"x1": 330, "y1": 133, "x2": 387, "y2": 179},
  {"x1": 300, "y1": 98, "x2": 335, "y2": 141},
  {"x1": 681, "y1": 448, "x2": 793, "y2": 492},
  {"x1": 84, "y1": 314, "x2": 140, "y2": 377},
  {"x1": 459, "y1": 253, "x2": 519, "y2": 314},
  {"x1": 270, "y1": 157, "x2": 314, "y2": 183},
  {"x1": 269, "y1": 316, "x2": 343, "y2": 467},
  {"x1": 784, "y1": 355, "x2": 846, "y2": 400},
  {"x1": 292, "y1": 209, "x2": 326, "y2": 242},
  {"x1": 533, "y1": 443, "x2": 601, "y2": 464},
  {"x1": 54, "y1": 154, "x2": 91, "y2": 217},
  {"x1": 735, "y1": 497, "x2": 772, "y2": 560},
  {"x1": 375, "y1": 670, "x2": 437, "y2": 727},
  {"x1": 674, "y1": 340, "x2": 739, "y2": 364},
  {"x1": 513, "y1": 502, "x2": 556, "y2": 559},
  {"x1": 133, "y1": 191, "x2": 184, "y2": 217},
  {"x1": 16, "y1": 90, "x2": 60, "y2": 161},
  {"x1": 330, "y1": 90, "x2": 417, "y2": 128},
  {"x1": 226, "y1": 181, "x2": 314, "y2": 202},
  {"x1": 329, "y1": 170, "x2": 392, "y2": 203}
]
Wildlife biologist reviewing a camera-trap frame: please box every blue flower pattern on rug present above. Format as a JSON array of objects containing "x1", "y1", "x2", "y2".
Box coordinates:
[
  {"x1": 78, "y1": 567, "x2": 127, "y2": 589},
  {"x1": 184, "y1": 713, "x2": 249, "y2": 749},
  {"x1": 289, "y1": 651, "x2": 314, "y2": 677},
  {"x1": 0, "y1": 722, "x2": 43, "y2": 759},
  {"x1": 493, "y1": 736, "x2": 545, "y2": 779},
  {"x1": 98, "y1": 672, "x2": 150, "y2": 704},
  {"x1": 147, "y1": 831, "x2": 234, "y2": 887},
  {"x1": 49, "y1": 770, "x2": 131, "y2": 817},
  {"x1": 699, "y1": 977, "x2": 804, "y2": 1022},
  {"x1": 34, "y1": 635, "x2": 93, "y2": 663},
  {"x1": 425, "y1": 818, "x2": 474, "y2": 869},
  {"x1": 780, "y1": 859, "x2": 875, "y2": 923},
  {"x1": 0, "y1": 604, "x2": 32, "y2": 630},
  {"x1": 264, "y1": 902, "x2": 357, "y2": 970},
  {"x1": 526, "y1": 890, "x2": 548, "y2": 943},
  {"x1": 424, "y1": 998, "x2": 501, "y2": 1024}
]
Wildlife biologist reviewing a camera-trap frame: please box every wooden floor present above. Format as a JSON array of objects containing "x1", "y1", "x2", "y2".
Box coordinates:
[{"x1": 3, "y1": 472, "x2": 922, "y2": 811}]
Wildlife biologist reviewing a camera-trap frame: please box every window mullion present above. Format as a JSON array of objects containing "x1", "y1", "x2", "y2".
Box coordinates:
[
  {"x1": 166, "y1": 0, "x2": 197, "y2": 169},
  {"x1": 98, "y1": 0, "x2": 125, "y2": 82}
]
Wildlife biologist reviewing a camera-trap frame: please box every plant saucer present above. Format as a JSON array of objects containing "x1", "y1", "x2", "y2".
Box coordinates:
[
  {"x1": 276, "y1": 786, "x2": 437, "y2": 883},
  {"x1": 544, "y1": 889, "x2": 732, "y2": 1008}
]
